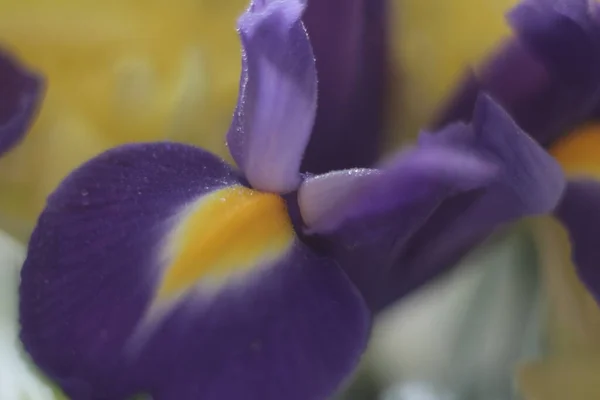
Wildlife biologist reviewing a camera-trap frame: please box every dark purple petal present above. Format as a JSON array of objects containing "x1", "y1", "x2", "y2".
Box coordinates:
[
  {"x1": 310, "y1": 95, "x2": 564, "y2": 310},
  {"x1": 0, "y1": 50, "x2": 43, "y2": 156},
  {"x1": 19, "y1": 142, "x2": 370, "y2": 399},
  {"x1": 144, "y1": 243, "x2": 369, "y2": 400},
  {"x1": 227, "y1": 0, "x2": 317, "y2": 193},
  {"x1": 298, "y1": 144, "x2": 497, "y2": 310},
  {"x1": 434, "y1": 0, "x2": 600, "y2": 147},
  {"x1": 554, "y1": 178, "x2": 600, "y2": 304},
  {"x1": 300, "y1": 0, "x2": 388, "y2": 173}
]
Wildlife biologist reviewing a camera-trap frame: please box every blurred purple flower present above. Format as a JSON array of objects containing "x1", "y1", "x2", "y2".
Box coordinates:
[
  {"x1": 434, "y1": 0, "x2": 600, "y2": 148},
  {"x1": 18, "y1": 0, "x2": 570, "y2": 399},
  {"x1": 0, "y1": 51, "x2": 43, "y2": 157},
  {"x1": 377, "y1": 0, "x2": 600, "y2": 311}
]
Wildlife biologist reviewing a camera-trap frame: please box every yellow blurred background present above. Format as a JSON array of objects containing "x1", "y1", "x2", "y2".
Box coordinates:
[{"x1": 0, "y1": 0, "x2": 247, "y2": 239}]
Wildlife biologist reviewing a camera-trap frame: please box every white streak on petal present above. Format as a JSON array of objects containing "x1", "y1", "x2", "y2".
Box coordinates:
[{"x1": 298, "y1": 168, "x2": 377, "y2": 233}]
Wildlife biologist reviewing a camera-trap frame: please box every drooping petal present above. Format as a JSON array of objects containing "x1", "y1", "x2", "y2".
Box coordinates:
[
  {"x1": 227, "y1": 0, "x2": 317, "y2": 193},
  {"x1": 553, "y1": 179, "x2": 600, "y2": 304},
  {"x1": 298, "y1": 143, "x2": 496, "y2": 235},
  {"x1": 19, "y1": 143, "x2": 370, "y2": 399},
  {"x1": 300, "y1": 0, "x2": 388, "y2": 173},
  {"x1": 0, "y1": 50, "x2": 43, "y2": 156},
  {"x1": 434, "y1": 0, "x2": 600, "y2": 148}
]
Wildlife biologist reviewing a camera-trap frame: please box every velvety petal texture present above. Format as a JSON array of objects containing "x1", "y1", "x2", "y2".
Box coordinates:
[
  {"x1": 434, "y1": 0, "x2": 600, "y2": 148},
  {"x1": 301, "y1": 0, "x2": 388, "y2": 173},
  {"x1": 227, "y1": 0, "x2": 317, "y2": 193},
  {"x1": 341, "y1": 95, "x2": 565, "y2": 310},
  {"x1": 554, "y1": 179, "x2": 600, "y2": 304},
  {"x1": 20, "y1": 143, "x2": 370, "y2": 400},
  {"x1": 0, "y1": 50, "x2": 43, "y2": 156}
]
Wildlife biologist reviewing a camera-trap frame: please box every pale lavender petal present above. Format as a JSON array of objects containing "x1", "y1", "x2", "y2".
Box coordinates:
[
  {"x1": 298, "y1": 168, "x2": 378, "y2": 233},
  {"x1": 227, "y1": 0, "x2": 317, "y2": 193},
  {"x1": 298, "y1": 144, "x2": 497, "y2": 234}
]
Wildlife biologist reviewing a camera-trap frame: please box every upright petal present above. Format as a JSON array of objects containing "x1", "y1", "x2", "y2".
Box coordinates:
[
  {"x1": 554, "y1": 179, "x2": 600, "y2": 304},
  {"x1": 19, "y1": 143, "x2": 369, "y2": 399},
  {"x1": 227, "y1": 0, "x2": 317, "y2": 193},
  {"x1": 0, "y1": 50, "x2": 43, "y2": 156},
  {"x1": 434, "y1": 0, "x2": 600, "y2": 147},
  {"x1": 364, "y1": 95, "x2": 563, "y2": 310},
  {"x1": 300, "y1": 0, "x2": 388, "y2": 173}
]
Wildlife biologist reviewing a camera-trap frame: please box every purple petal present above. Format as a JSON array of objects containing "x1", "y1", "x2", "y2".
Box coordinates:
[
  {"x1": 298, "y1": 143, "x2": 498, "y2": 310},
  {"x1": 19, "y1": 142, "x2": 369, "y2": 399},
  {"x1": 227, "y1": 0, "x2": 317, "y2": 193},
  {"x1": 554, "y1": 179, "x2": 600, "y2": 304},
  {"x1": 298, "y1": 143, "x2": 497, "y2": 235},
  {"x1": 374, "y1": 95, "x2": 565, "y2": 310},
  {"x1": 300, "y1": 0, "x2": 388, "y2": 173},
  {"x1": 0, "y1": 50, "x2": 43, "y2": 157},
  {"x1": 434, "y1": 0, "x2": 600, "y2": 147}
]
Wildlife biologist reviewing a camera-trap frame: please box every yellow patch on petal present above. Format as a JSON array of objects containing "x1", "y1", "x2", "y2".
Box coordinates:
[
  {"x1": 156, "y1": 185, "x2": 294, "y2": 301},
  {"x1": 550, "y1": 124, "x2": 600, "y2": 178}
]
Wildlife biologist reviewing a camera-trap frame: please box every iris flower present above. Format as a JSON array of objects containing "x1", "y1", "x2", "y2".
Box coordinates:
[{"x1": 18, "y1": 0, "x2": 575, "y2": 399}]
